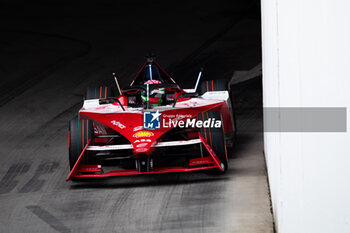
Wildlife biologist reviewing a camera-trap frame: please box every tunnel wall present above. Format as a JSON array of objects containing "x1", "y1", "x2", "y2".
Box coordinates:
[{"x1": 261, "y1": 0, "x2": 350, "y2": 232}]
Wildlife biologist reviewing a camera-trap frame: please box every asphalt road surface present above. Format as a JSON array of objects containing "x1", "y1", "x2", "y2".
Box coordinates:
[{"x1": 0, "y1": 1, "x2": 273, "y2": 232}]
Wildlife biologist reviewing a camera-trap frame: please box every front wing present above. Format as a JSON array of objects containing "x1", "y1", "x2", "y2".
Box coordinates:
[{"x1": 67, "y1": 136, "x2": 223, "y2": 181}]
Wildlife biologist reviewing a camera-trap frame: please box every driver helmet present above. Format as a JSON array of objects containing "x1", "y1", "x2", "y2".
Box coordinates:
[{"x1": 141, "y1": 80, "x2": 165, "y2": 106}]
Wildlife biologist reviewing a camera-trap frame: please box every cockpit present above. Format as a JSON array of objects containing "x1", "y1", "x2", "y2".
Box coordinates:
[{"x1": 122, "y1": 57, "x2": 182, "y2": 107}]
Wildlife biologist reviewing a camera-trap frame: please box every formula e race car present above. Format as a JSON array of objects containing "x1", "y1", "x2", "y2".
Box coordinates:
[{"x1": 67, "y1": 56, "x2": 236, "y2": 181}]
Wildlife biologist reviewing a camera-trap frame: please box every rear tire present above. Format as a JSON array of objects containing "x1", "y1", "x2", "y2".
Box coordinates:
[
  {"x1": 85, "y1": 86, "x2": 115, "y2": 100},
  {"x1": 199, "y1": 79, "x2": 228, "y2": 95},
  {"x1": 199, "y1": 79, "x2": 236, "y2": 151},
  {"x1": 198, "y1": 111, "x2": 228, "y2": 172},
  {"x1": 69, "y1": 118, "x2": 94, "y2": 170}
]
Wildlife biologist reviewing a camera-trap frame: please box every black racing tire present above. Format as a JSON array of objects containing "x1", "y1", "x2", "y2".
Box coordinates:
[
  {"x1": 228, "y1": 88, "x2": 237, "y2": 151},
  {"x1": 199, "y1": 79, "x2": 237, "y2": 150},
  {"x1": 85, "y1": 86, "x2": 115, "y2": 100},
  {"x1": 68, "y1": 118, "x2": 94, "y2": 170},
  {"x1": 198, "y1": 111, "x2": 228, "y2": 172},
  {"x1": 199, "y1": 79, "x2": 228, "y2": 95}
]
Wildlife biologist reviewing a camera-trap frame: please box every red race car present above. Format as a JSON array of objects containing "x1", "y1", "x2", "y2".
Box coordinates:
[{"x1": 67, "y1": 56, "x2": 236, "y2": 181}]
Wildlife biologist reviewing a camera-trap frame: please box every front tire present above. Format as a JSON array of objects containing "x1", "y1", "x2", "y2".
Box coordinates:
[
  {"x1": 198, "y1": 111, "x2": 228, "y2": 172},
  {"x1": 68, "y1": 118, "x2": 94, "y2": 170}
]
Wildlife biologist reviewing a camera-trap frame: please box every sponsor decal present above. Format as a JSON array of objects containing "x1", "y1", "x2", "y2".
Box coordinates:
[
  {"x1": 136, "y1": 143, "x2": 149, "y2": 148},
  {"x1": 143, "y1": 110, "x2": 161, "y2": 129},
  {"x1": 111, "y1": 120, "x2": 126, "y2": 129},
  {"x1": 95, "y1": 105, "x2": 109, "y2": 110},
  {"x1": 135, "y1": 148, "x2": 148, "y2": 153},
  {"x1": 133, "y1": 126, "x2": 143, "y2": 132},
  {"x1": 133, "y1": 139, "x2": 151, "y2": 143},
  {"x1": 133, "y1": 131, "x2": 154, "y2": 138}
]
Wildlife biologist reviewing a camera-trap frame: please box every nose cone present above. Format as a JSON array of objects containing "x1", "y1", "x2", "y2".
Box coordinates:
[{"x1": 131, "y1": 130, "x2": 156, "y2": 155}]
